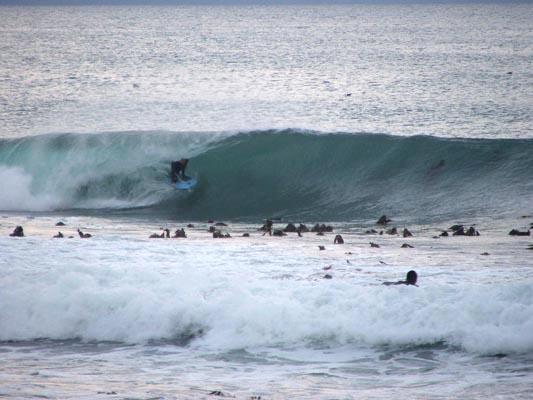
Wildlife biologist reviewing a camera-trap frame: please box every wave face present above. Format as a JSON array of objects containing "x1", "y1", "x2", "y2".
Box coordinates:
[{"x1": 0, "y1": 130, "x2": 532, "y2": 221}]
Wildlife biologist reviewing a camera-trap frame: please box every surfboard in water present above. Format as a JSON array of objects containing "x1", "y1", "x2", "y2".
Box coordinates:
[{"x1": 173, "y1": 175, "x2": 197, "y2": 190}]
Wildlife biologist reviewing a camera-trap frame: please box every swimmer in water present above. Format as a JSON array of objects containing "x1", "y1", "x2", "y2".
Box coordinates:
[{"x1": 383, "y1": 270, "x2": 418, "y2": 286}]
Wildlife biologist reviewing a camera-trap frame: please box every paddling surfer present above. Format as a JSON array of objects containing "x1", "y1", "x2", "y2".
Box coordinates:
[{"x1": 383, "y1": 270, "x2": 418, "y2": 286}]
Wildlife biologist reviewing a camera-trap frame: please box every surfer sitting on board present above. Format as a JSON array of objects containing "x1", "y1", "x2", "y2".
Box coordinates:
[{"x1": 170, "y1": 158, "x2": 189, "y2": 183}]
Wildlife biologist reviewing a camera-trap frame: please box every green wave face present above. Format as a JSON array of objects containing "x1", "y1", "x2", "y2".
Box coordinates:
[{"x1": 1, "y1": 130, "x2": 532, "y2": 221}]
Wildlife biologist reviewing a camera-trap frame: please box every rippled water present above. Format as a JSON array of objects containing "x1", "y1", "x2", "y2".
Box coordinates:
[{"x1": 0, "y1": 4, "x2": 532, "y2": 138}]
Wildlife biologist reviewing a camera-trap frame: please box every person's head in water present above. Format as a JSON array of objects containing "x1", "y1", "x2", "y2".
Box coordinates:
[
  {"x1": 383, "y1": 270, "x2": 418, "y2": 286},
  {"x1": 405, "y1": 270, "x2": 417, "y2": 285}
]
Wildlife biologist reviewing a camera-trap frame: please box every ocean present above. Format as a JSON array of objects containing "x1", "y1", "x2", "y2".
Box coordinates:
[{"x1": 0, "y1": 4, "x2": 532, "y2": 399}]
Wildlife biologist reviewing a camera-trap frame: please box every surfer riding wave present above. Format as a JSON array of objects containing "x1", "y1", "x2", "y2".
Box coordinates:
[{"x1": 170, "y1": 159, "x2": 189, "y2": 183}]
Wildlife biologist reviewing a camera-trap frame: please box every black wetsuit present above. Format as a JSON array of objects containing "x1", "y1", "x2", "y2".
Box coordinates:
[{"x1": 171, "y1": 161, "x2": 185, "y2": 183}]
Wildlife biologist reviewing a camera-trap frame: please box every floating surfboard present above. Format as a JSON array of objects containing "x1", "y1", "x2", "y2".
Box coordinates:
[{"x1": 173, "y1": 175, "x2": 197, "y2": 190}]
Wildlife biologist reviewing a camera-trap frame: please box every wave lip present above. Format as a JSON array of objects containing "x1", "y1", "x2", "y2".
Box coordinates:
[{"x1": 0, "y1": 130, "x2": 532, "y2": 220}]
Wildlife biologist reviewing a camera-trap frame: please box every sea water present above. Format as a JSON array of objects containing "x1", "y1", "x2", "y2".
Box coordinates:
[{"x1": 0, "y1": 4, "x2": 532, "y2": 400}]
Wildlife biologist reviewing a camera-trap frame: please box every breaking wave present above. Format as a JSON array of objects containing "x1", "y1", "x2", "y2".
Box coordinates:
[
  {"x1": 0, "y1": 129, "x2": 532, "y2": 221},
  {"x1": 1, "y1": 253, "x2": 532, "y2": 355}
]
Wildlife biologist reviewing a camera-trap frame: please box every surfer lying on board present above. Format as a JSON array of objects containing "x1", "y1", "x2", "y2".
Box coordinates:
[
  {"x1": 170, "y1": 159, "x2": 189, "y2": 183},
  {"x1": 383, "y1": 270, "x2": 418, "y2": 286}
]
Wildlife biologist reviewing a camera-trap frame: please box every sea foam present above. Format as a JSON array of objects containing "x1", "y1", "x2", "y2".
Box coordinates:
[
  {"x1": 0, "y1": 166, "x2": 60, "y2": 211},
  {"x1": 1, "y1": 235, "x2": 532, "y2": 355}
]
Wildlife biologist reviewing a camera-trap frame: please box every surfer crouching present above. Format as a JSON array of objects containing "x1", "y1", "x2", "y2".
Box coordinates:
[{"x1": 171, "y1": 159, "x2": 189, "y2": 183}]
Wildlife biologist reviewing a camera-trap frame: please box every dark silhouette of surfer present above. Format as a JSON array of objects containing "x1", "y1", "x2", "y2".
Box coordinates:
[
  {"x1": 9, "y1": 226, "x2": 24, "y2": 237},
  {"x1": 171, "y1": 159, "x2": 189, "y2": 183},
  {"x1": 383, "y1": 270, "x2": 418, "y2": 286}
]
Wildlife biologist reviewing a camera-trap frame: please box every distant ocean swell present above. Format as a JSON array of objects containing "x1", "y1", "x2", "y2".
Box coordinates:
[{"x1": 0, "y1": 130, "x2": 532, "y2": 220}]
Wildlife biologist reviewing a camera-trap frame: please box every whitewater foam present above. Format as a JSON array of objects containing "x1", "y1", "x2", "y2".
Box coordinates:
[
  {"x1": 1, "y1": 228, "x2": 532, "y2": 355},
  {"x1": 0, "y1": 166, "x2": 61, "y2": 211}
]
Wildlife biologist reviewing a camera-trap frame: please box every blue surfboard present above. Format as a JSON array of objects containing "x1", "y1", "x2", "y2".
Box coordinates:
[{"x1": 173, "y1": 175, "x2": 197, "y2": 190}]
